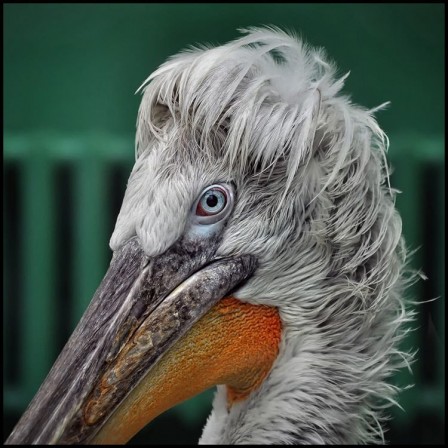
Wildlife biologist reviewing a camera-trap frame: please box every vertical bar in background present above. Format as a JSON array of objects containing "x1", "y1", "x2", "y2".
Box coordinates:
[
  {"x1": 436, "y1": 158, "x2": 444, "y2": 413},
  {"x1": 390, "y1": 144, "x2": 424, "y2": 423},
  {"x1": 21, "y1": 146, "x2": 56, "y2": 400},
  {"x1": 3, "y1": 164, "x2": 10, "y2": 389},
  {"x1": 72, "y1": 138, "x2": 109, "y2": 328}
]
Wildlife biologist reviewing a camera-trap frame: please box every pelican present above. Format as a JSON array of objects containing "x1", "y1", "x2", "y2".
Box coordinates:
[{"x1": 6, "y1": 27, "x2": 413, "y2": 445}]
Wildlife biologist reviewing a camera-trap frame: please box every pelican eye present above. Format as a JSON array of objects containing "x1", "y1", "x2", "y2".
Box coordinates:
[
  {"x1": 193, "y1": 183, "x2": 234, "y2": 225},
  {"x1": 197, "y1": 188, "x2": 227, "y2": 216}
]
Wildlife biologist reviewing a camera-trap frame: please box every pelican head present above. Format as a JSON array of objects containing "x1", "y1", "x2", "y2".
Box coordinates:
[{"x1": 6, "y1": 27, "x2": 411, "y2": 445}]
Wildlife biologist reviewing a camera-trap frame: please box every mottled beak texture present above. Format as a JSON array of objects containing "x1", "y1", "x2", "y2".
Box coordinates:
[{"x1": 6, "y1": 236, "x2": 258, "y2": 444}]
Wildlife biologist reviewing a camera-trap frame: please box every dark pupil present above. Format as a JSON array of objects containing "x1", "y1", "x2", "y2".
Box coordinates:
[{"x1": 206, "y1": 194, "x2": 219, "y2": 208}]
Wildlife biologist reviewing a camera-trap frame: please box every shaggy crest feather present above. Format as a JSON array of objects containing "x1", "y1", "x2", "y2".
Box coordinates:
[{"x1": 111, "y1": 26, "x2": 416, "y2": 444}]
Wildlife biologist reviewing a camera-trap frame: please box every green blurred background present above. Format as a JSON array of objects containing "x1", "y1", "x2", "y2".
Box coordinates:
[{"x1": 3, "y1": 3, "x2": 444, "y2": 444}]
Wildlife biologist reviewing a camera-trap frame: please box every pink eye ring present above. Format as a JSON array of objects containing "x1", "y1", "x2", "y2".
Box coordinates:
[
  {"x1": 196, "y1": 187, "x2": 228, "y2": 216},
  {"x1": 192, "y1": 183, "x2": 234, "y2": 226}
]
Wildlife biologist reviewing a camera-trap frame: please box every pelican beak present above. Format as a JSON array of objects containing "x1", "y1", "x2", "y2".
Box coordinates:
[{"x1": 5, "y1": 236, "x2": 264, "y2": 445}]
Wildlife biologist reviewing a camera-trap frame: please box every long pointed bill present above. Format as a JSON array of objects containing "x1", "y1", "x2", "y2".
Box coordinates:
[{"x1": 6, "y1": 236, "x2": 268, "y2": 445}]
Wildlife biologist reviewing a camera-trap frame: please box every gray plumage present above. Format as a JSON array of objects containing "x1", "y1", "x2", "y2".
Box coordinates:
[{"x1": 111, "y1": 26, "x2": 415, "y2": 444}]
